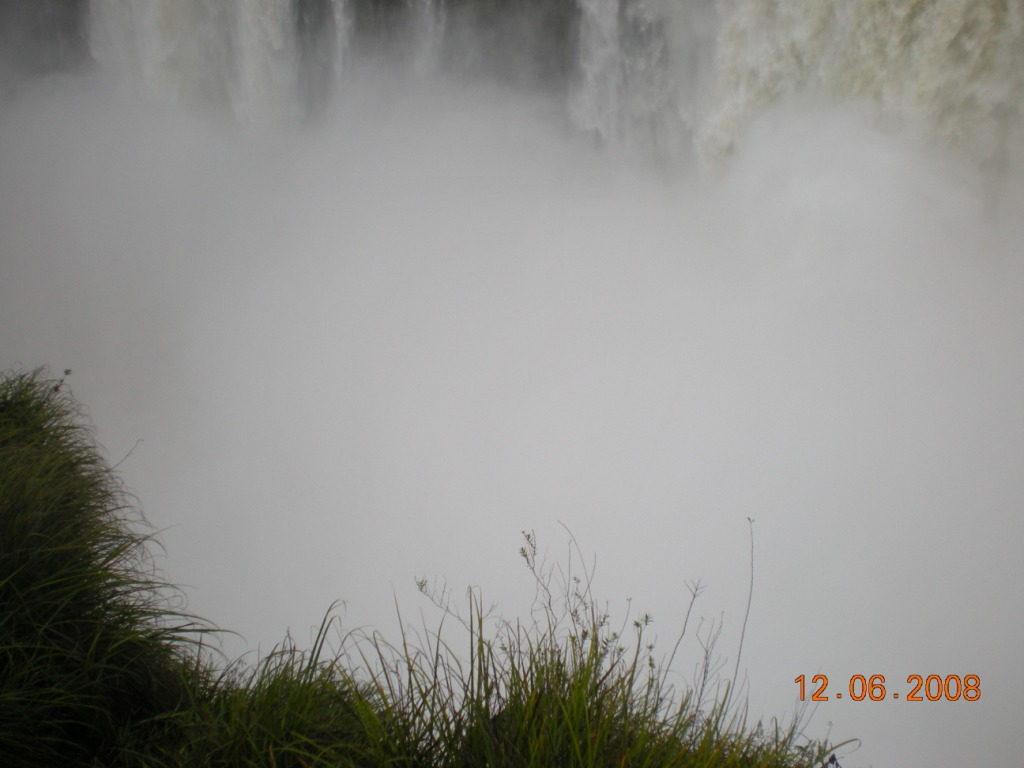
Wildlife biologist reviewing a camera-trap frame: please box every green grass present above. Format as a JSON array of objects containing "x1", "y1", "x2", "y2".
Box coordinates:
[{"x1": 0, "y1": 367, "x2": 847, "y2": 767}]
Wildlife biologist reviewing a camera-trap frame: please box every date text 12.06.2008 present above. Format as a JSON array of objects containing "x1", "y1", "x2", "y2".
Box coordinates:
[{"x1": 794, "y1": 674, "x2": 980, "y2": 702}]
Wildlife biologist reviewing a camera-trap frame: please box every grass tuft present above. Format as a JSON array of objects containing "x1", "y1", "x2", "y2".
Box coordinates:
[
  {"x1": 0, "y1": 368, "x2": 208, "y2": 765},
  {"x1": 1, "y1": 367, "x2": 848, "y2": 766}
]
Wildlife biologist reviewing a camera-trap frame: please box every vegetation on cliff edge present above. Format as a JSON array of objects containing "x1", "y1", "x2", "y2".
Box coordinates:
[{"x1": 0, "y1": 367, "x2": 845, "y2": 767}]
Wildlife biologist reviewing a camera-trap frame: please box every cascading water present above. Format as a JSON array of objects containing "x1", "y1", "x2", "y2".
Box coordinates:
[
  {"x1": 570, "y1": 0, "x2": 719, "y2": 164},
  {"x1": 568, "y1": 0, "x2": 1024, "y2": 171},
  {"x1": 570, "y1": 0, "x2": 625, "y2": 145},
  {"x1": 87, "y1": 0, "x2": 349, "y2": 121},
  {"x1": 701, "y1": 0, "x2": 1024, "y2": 171},
  {"x1": 26, "y1": 0, "x2": 1004, "y2": 171}
]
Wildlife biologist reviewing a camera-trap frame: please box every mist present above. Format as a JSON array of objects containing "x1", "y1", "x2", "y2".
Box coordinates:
[{"x1": 2, "y1": 3, "x2": 1023, "y2": 767}]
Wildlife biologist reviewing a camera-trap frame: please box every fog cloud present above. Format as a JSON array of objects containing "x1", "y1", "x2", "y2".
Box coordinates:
[{"x1": 2, "y1": 46, "x2": 1022, "y2": 768}]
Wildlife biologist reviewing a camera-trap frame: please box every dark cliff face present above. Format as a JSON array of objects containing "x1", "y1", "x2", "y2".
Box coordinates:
[
  {"x1": 440, "y1": 0, "x2": 579, "y2": 89},
  {"x1": 0, "y1": 0, "x2": 90, "y2": 73}
]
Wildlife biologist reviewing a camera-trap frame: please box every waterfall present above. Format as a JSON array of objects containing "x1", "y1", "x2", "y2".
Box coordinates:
[
  {"x1": 89, "y1": 0, "x2": 349, "y2": 122},
  {"x1": 701, "y1": 0, "x2": 1024, "y2": 171},
  {"x1": 90, "y1": 1, "x2": 239, "y2": 110},
  {"x1": 569, "y1": 0, "x2": 1024, "y2": 171},
  {"x1": 570, "y1": 0, "x2": 718, "y2": 163},
  {"x1": 570, "y1": 0, "x2": 624, "y2": 145},
  {"x1": 2, "y1": 5, "x2": 1022, "y2": 768},
  {"x1": 6, "y1": 0, "x2": 1023, "y2": 169}
]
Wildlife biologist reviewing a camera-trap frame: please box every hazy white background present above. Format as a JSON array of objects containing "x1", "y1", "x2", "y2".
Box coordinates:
[{"x1": 2, "y1": 63, "x2": 1023, "y2": 767}]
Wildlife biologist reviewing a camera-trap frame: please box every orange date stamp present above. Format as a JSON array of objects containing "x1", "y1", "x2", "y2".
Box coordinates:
[{"x1": 795, "y1": 674, "x2": 980, "y2": 702}]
